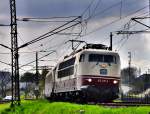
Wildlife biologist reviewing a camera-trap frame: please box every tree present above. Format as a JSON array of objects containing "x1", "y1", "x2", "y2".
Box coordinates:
[
  {"x1": 121, "y1": 67, "x2": 138, "y2": 85},
  {"x1": 20, "y1": 72, "x2": 36, "y2": 98},
  {"x1": 0, "y1": 71, "x2": 11, "y2": 97},
  {"x1": 39, "y1": 69, "x2": 49, "y2": 96},
  {"x1": 20, "y1": 72, "x2": 36, "y2": 83},
  {"x1": 133, "y1": 74, "x2": 150, "y2": 93}
]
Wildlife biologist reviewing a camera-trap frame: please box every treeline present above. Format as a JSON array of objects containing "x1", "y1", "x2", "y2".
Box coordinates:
[
  {"x1": 121, "y1": 67, "x2": 150, "y2": 93},
  {"x1": 20, "y1": 69, "x2": 49, "y2": 99}
]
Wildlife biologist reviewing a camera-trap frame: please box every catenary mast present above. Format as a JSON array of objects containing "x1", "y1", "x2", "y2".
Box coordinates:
[{"x1": 9, "y1": 0, "x2": 20, "y2": 106}]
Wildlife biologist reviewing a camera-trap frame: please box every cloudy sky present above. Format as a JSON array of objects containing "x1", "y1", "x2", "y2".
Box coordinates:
[{"x1": 0, "y1": 0, "x2": 150, "y2": 74}]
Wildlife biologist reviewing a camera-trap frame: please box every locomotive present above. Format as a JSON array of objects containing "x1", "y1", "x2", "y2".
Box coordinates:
[{"x1": 45, "y1": 43, "x2": 121, "y2": 102}]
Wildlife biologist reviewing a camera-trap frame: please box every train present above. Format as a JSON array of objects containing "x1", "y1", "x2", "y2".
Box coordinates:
[{"x1": 45, "y1": 43, "x2": 121, "y2": 102}]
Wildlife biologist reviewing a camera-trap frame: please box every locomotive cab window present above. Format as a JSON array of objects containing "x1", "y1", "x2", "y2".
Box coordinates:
[
  {"x1": 89, "y1": 54, "x2": 103, "y2": 62},
  {"x1": 79, "y1": 54, "x2": 85, "y2": 62},
  {"x1": 104, "y1": 55, "x2": 115, "y2": 63},
  {"x1": 89, "y1": 54, "x2": 117, "y2": 64}
]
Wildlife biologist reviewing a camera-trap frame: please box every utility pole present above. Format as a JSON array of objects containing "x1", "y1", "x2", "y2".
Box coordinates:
[
  {"x1": 34, "y1": 52, "x2": 39, "y2": 99},
  {"x1": 10, "y1": 0, "x2": 20, "y2": 106},
  {"x1": 128, "y1": 52, "x2": 131, "y2": 84},
  {"x1": 149, "y1": 0, "x2": 150, "y2": 16},
  {"x1": 36, "y1": 52, "x2": 39, "y2": 86},
  {"x1": 109, "y1": 32, "x2": 113, "y2": 51}
]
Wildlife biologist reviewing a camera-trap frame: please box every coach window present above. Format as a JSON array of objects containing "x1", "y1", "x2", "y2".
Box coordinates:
[{"x1": 79, "y1": 54, "x2": 85, "y2": 62}]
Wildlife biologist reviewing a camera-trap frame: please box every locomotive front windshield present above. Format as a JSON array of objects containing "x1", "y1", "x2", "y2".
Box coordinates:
[{"x1": 89, "y1": 54, "x2": 117, "y2": 63}]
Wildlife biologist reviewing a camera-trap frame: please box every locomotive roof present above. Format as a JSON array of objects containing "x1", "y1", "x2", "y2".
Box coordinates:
[
  {"x1": 77, "y1": 48, "x2": 119, "y2": 55},
  {"x1": 83, "y1": 43, "x2": 109, "y2": 50},
  {"x1": 63, "y1": 48, "x2": 118, "y2": 61}
]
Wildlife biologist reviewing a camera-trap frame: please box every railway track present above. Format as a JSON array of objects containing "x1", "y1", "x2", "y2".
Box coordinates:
[
  {"x1": 98, "y1": 102, "x2": 150, "y2": 107},
  {"x1": 0, "y1": 100, "x2": 10, "y2": 104}
]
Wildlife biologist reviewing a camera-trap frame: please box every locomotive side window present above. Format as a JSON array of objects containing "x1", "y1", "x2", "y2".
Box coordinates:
[
  {"x1": 58, "y1": 57, "x2": 75, "y2": 78},
  {"x1": 89, "y1": 54, "x2": 116, "y2": 63},
  {"x1": 79, "y1": 54, "x2": 85, "y2": 62},
  {"x1": 58, "y1": 57, "x2": 75, "y2": 70}
]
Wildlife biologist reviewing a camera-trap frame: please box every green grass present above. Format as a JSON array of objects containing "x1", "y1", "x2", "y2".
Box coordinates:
[
  {"x1": 0, "y1": 100, "x2": 150, "y2": 114},
  {"x1": 0, "y1": 103, "x2": 10, "y2": 112}
]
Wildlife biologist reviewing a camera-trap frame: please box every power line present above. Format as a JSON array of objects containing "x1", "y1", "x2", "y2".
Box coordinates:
[
  {"x1": 0, "y1": 60, "x2": 11, "y2": 66},
  {"x1": 114, "y1": 11, "x2": 150, "y2": 37},
  {"x1": 32, "y1": 22, "x2": 83, "y2": 51},
  {"x1": 0, "y1": 52, "x2": 10, "y2": 54},
  {"x1": 115, "y1": 36, "x2": 130, "y2": 51},
  {"x1": 57, "y1": 30, "x2": 83, "y2": 60},
  {"x1": 17, "y1": 20, "x2": 80, "y2": 23},
  {"x1": 86, "y1": 1, "x2": 122, "y2": 21},
  {"x1": 18, "y1": 16, "x2": 81, "y2": 49},
  {"x1": 17, "y1": 16, "x2": 79, "y2": 20},
  {"x1": 84, "y1": 5, "x2": 149, "y2": 36},
  {"x1": 19, "y1": 50, "x2": 56, "y2": 68},
  {"x1": 0, "y1": 60, "x2": 27, "y2": 72},
  {"x1": 84, "y1": 0, "x2": 102, "y2": 21},
  {"x1": 18, "y1": 33, "x2": 34, "y2": 51},
  {"x1": 30, "y1": 17, "x2": 83, "y2": 53},
  {"x1": 114, "y1": 12, "x2": 150, "y2": 39},
  {"x1": 82, "y1": 5, "x2": 149, "y2": 52},
  {"x1": 81, "y1": 0, "x2": 96, "y2": 17}
]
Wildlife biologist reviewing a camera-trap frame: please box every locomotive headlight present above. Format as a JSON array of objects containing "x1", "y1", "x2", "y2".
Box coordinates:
[
  {"x1": 88, "y1": 78, "x2": 92, "y2": 82},
  {"x1": 113, "y1": 80, "x2": 118, "y2": 84}
]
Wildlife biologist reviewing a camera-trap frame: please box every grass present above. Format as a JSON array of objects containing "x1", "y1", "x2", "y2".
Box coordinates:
[
  {"x1": 0, "y1": 100, "x2": 150, "y2": 114},
  {"x1": 0, "y1": 103, "x2": 10, "y2": 112}
]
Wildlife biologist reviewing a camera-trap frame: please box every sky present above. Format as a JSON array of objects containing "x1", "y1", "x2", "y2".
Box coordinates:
[{"x1": 0, "y1": 0, "x2": 150, "y2": 74}]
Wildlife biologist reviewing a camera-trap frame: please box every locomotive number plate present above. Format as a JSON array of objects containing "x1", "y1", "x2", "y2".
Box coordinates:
[{"x1": 100, "y1": 69, "x2": 107, "y2": 75}]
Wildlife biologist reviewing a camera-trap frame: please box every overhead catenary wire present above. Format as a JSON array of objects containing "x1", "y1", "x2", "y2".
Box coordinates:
[
  {"x1": 115, "y1": 11, "x2": 150, "y2": 35},
  {"x1": 85, "y1": 1, "x2": 122, "y2": 22},
  {"x1": 113, "y1": 11, "x2": 150, "y2": 50},
  {"x1": 0, "y1": 60, "x2": 11, "y2": 66},
  {"x1": 78, "y1": 2, "x2": 150, "y2": 52},
  {"x1": 57, "y1": 28, "x2": 84, "y2": 60},
  {"x1": 81, "y1": 0, "x2": 96, "y2": 17},
  {"x1": 33, "y1": 16, "x2": 83, "y2": 53},
  {"x1": 83, "y1": 0, "x2": 102, "y2": 21},
  {"x1": 18, "y1": 16, "x2": 81, "y2": 49},
  {"x1": 12, "y1": 0, "x2": 149, "y2": 71},
  {"x1": 78, "y1": 0, "x2": 148, "y2": 41},
  {"x1": 0, "y1": 60, "x2": 27, "y2": 72},
  {"x1": 32, "y1": 19, "x2": 83, "y2": 51},
  {"x1": 19, "y1": 50, "x2": 56, "y2": 68},
  {"x1": 73, "y1": 0, "x2": 147, "y2": 52},
  {"x1": 18, "y1": 19, "x2": 82, "y2": 69},
  {"x1": 115, "y1": 36, "x2": 130, "y2": 51},
  {"x1": 17, "y1": 16, "x2": 79, "y2": 21},
  {"x1": 84, "y1": 5, "x2": 149, "y2": 36},
  {"x1": 16, "y1": 0, "x2": 140, "y2": 55}
]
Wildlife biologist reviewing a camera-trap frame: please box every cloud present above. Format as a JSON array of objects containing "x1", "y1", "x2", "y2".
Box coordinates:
[
  {"x1": 15, "y1": 0, "x2": 147, "y2": 18},
  {"x1": 16, "y1": 0, "x2": 92, "y2": 17},
  {"x1": 0, "y1": 0, "x2": 149, "y2": 73}
]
